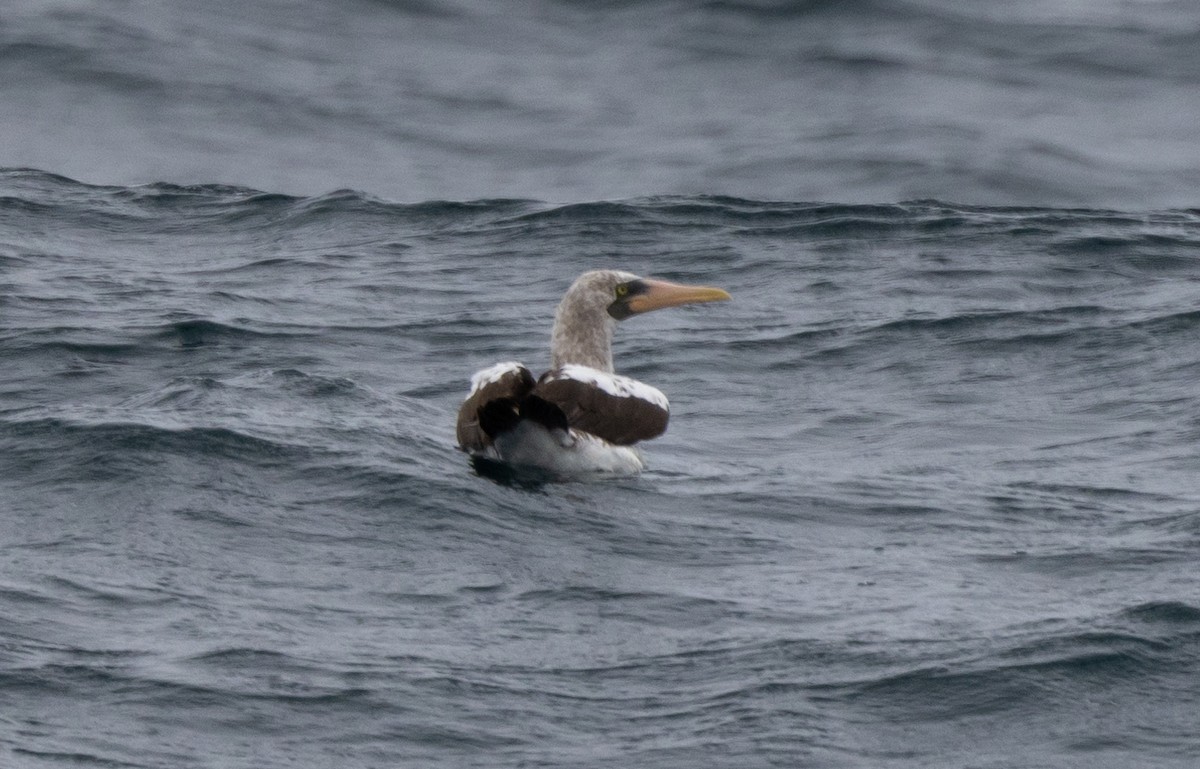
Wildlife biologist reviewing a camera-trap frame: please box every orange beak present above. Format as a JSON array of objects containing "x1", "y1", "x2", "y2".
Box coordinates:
[{"x1": 624, "y1": 278, "x2": 731, "y2": 315}]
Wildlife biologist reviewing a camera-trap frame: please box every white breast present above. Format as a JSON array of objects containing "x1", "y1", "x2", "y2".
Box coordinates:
[{"x1": 489, "y1": 422, "x2": 646, "y2": 477}]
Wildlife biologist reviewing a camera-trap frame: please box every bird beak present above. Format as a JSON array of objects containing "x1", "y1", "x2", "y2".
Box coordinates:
[{"x1": 625, "y1": 278, "x2": 732, "y2": 315}]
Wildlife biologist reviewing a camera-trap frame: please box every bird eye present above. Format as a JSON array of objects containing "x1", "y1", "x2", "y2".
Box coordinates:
[{"x1": 615, "y1": 284, "x2": 629, "y2": 297}]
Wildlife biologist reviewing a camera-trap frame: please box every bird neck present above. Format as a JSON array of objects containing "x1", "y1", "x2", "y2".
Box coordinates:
[{"x1": 550, "y1": 300, "x2": 616, "y2": 372}]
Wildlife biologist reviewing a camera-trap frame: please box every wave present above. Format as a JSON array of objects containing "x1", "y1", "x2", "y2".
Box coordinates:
[
  {"x1": 1122, "y1": 601, "x2": 1200, "y2": 625},
  {"x1": 840, "y1": 603, "x2": 1200, "y2": 719},
  {"x1": 149, "y1": 319, "x2": 320, "y2": 349},
  {"x1": 0, "y1": 416, "x2": 316, "y2": 476},
  {"x1": 0, "y1": 320, "x2": 322, "y2": 363},
  {"x1": 7, "y1": 169, "x2": 1200, "y2": 243}
]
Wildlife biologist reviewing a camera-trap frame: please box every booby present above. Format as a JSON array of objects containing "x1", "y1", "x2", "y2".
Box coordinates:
[{"x1": 455, "y1": 270, "x2": 730, "y2": 477}]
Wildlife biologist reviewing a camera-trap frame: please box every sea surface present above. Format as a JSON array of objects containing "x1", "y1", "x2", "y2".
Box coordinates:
[{"x1": 3, "y1": 2, "x2": 1200, "y2": 769}]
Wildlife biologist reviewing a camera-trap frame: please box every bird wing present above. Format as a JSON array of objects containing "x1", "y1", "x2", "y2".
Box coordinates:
[
  {"x1": 532, "y1": 364, "x2": 670, "y2": 446},
  {"x1": 456, "y1": 362, "x2": 535, "y2": 452}
]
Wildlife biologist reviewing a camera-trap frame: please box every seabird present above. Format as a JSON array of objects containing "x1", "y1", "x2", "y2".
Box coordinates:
[{"x1": 455, "y1": 269, "x2": 730, "y2": 477}]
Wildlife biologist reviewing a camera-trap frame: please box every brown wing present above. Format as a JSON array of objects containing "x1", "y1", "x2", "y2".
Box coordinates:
[
  {"x1": 455, "y1": 362, "x2": 535, "y2": 452},
  {"x1": 532, "y1": 365, "x2": 670, "y2": 446}
]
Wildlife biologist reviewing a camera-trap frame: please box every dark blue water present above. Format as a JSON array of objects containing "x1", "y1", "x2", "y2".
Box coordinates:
[{"x1": 3, "y1": 2, "x2": 1200, "y2": 767}]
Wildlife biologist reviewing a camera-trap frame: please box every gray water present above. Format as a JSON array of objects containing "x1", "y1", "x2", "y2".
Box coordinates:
[
  {"x1": 3, "y1": 2, "x2": 1200, "y2": 768},
  {"x1": 5, "y1": 0, "x2": 1200, "y2": 205}
]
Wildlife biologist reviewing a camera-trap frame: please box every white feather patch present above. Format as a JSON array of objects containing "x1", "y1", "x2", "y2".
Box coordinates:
[
  {"x1": 492, "y1": 422, "x2": 646, "y2": 476},
  {"x1": 548, "y1": 364, "x2": 670, "y2": 412},
  {"x1": 468, "y1": 361, "x2": 526, "y2": 395}
]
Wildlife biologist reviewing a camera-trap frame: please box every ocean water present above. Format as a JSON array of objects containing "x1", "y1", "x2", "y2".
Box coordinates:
[
  {"x1": 3, "y1": 2, "x2": 1200, "y2": 768},
  {"x1": 5, "y1": 0, "x2": 1200, "y2": 206}
]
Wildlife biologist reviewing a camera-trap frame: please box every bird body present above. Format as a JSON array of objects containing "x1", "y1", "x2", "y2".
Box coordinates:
[{"x1": 455, "y1": 270, "x2": 729, "y2": 478}]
